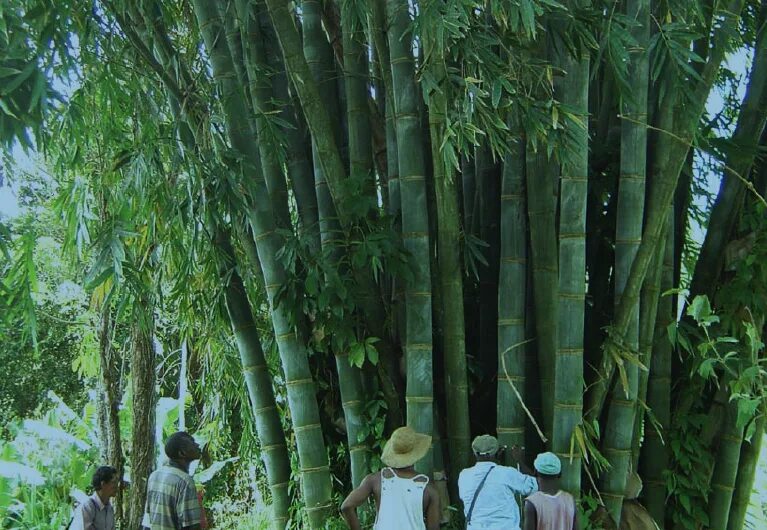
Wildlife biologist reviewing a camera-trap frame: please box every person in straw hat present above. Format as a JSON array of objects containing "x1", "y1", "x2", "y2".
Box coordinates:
[
  {"x1": 523, "y1": 452, "x2": 578, "y2": 530},
  {"x1": 458, "y1": 434, "x2": 539, "y2": 529},
  {"x1": 340, "y1": 426, "x2": 440, "y2": 530}
]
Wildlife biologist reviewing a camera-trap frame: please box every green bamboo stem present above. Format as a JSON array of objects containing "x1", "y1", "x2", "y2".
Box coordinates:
[
  {"x1": 217, "y1": 229, "x2": 291, "y2": 529},
  {"x1": 525, "y1": 146, "x2": 558, "y2": 439},
  {"x1": 255, "y1": 4, "x2": 320, "y2": 247},
  {"x1": 341, "y1": 2, "x2": 374, "y2": 193},
  {"x1": 587, "y1": 0, "x2": 746, "y2": 424},
  {"x1": 708, "y1": 399, "x2": 745, "y2": 530},
  {"x1": 421, "y1": 8, "x2": 471, "y2": 479},
  {"x1": 264, "y1": 0, "x2": 348, "y2": 229},
  {"x1": 553, "y1": 53, "x2": 589, "y2": 496},
  {"x1": 727, "y1": 414, "x2": 766, "y2": 530},
  {"x1": 192, "y1": 2, "x2": 332, "y2": 525},
  {"x1": 385, "y1": 0, "x2": 434, "y2": 473},
  {"x1": 497, "y1": 128, "x2": 528, "y2": 457},
  {"x1": 229, "y1": 0, "x2": 290, "y2": 229},
  {"x1": 638, "y1": 212, "x2": 674, "y2": 525},
  {"x1": 599, "y1": 0, "x2": 650, "y2": 518}
]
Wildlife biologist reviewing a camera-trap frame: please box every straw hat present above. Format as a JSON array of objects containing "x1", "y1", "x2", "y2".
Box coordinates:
[{"x1": 381, "y1": 427, "x2": 432, "y2": 468}]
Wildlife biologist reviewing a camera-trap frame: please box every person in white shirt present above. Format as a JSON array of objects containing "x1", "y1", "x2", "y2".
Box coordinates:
[
  {"x1": 340, "y1": 426, "x2": 440, "y2": 530},
  {"x1": 458, "y1": 435, "x2": 539, "y2": 530},
  {"x1": 73, "y1": 465, "x2": 118, "y2": 530}
]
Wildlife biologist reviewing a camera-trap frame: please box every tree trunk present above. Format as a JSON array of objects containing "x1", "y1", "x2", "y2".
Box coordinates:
[
  {"x1": 128, "y1": 312, "x2": 156, "y2": 530},
  {"x1": 97, "y1": 306, "x2": 124, "y2": 522}
]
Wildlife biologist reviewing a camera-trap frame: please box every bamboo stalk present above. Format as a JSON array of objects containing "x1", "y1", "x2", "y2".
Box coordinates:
[
  {"x1": 498, "y1": 127, "x2": 529, "y2": 459},
  {"x1": 727, "y1": 414, "x2": 766, "y2": 530},
  {"x1": 385, "y1": 0, "x2": 434, "y2": 473},
  {"x1": 217, "y1": 229, "x2": 291, "y2": 529},
  {"x1": 421, "y1": 4, "x2": 471, "y2": 480},
  {"x1": 638, "y1": 212, "x2": 674, "y2": 525},
  {"x1": 553, "y1": 51, "x2": 589, "y2": 497},
  {"x1": 708, "y1": 400, "x2": 745, "y2": 529},
  {"x1": 192, "y1": 3, "x2": 333, "y2": 525}
]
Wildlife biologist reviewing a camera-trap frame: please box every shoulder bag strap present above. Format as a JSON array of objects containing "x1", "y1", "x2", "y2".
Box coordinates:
[{"x1": 466, "y1": 466, "x2": 494, "y2": 527}]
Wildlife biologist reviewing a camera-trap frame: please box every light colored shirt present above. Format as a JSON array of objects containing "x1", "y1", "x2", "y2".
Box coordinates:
[
  {"x1": 74, "y1": 493, "x2": 115, "y2": 530},
  {"x1": 143, "y1": 464, "x2": 201, "y2": 530},
  {"x1": 527, "y1": 490, "x2": 575, "y2": 530},
  {"x1": 374, "y1": 467, "x2": 428, "y2": 530},
  {"x1": 458, "y1": 461, "x2": 538, "y2": 530}
]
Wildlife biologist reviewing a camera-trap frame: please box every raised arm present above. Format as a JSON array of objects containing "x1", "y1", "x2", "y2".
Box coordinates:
[{"x1": 340, "y1": 473, "x2": 375, "y2": 530}]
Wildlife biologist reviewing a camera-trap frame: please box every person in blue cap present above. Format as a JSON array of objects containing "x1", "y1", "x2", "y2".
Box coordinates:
[
  {"x1": 524, "y1": 452, "x2": 578, "y2": 530},
  {"x1": 458, "y1": 435, "x2": 538, "y2": 530}
]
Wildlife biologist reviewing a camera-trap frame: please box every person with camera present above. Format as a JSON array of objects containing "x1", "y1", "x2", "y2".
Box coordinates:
[{"x1": 458, "y1": 435, "x2": 538, "y2": 530}]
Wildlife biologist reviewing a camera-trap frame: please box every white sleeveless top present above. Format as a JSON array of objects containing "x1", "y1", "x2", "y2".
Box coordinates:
[{"x1": 374, "y1": 467, "x2": 429, "y2": 530}]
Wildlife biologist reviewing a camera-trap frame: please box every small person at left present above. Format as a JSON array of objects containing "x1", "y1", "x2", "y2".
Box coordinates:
[{"x1": 73, "y1": 465, "x2": 119, "y2": 530}]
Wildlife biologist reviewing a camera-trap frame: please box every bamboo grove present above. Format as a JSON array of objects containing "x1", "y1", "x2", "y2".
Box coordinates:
[{"x1": 2, "y1": 0, "x2": 767, "y2": 528}]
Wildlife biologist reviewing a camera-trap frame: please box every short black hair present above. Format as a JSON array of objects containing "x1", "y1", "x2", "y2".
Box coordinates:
[
  {"x1": 92, "y1": 466, "x2": 118, "y2": 491},
  {"x1": 165, "y1": 431, "x2": 195, "y2": 459}
]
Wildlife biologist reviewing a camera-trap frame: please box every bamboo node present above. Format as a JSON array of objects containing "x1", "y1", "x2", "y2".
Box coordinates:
[
  {"x1": 276, "y1": 331, "x2": 297, "y2": 341},
  {"x1": 498, "y1": 318, "x2": 524, "y2": 326},
  {"x1": 254, "y1": 405, "x2": 277, "y2": 414},
  {"x1": 406, "y1": 396, "x2": 434, "y2": 403},
  {"x1": 294, "y1": 423, "x2": 323, "y2": 434},
  {"x1": 497, "y1": 427, "x2": 525, "y2": 433},
  {"x1": 262, "y1": 444, "x2": 286, "y2": 453},
  {"x1": 305, "y1": 501, "x2": 334, "y2": 512},
  {"x1": 553, "y1": 403, "x2": 583, "y2": 410},
  {"x1": 286, "y1": 378, "x2": 314, "y2": 387},
  {"x1": 270, "y1": 481, "x2": 289, "y2": 489},
  {"x1": 254, "y1": 229, "x2": 275, "y2": 242},
  {"x1": 301, "y1": 465, "x2": 330, "y2": 474},
  {"x1": 500, "y1": 258, "x2": 527, "y2": 264},
  {"x1": 349, "y1": 445, "x2": 367, "y2": 452},
  {"x1": 243, "y1": 364, "x2": 268, "y2": 374},
  {"x1": 407, "y1": 343, "x2": 432, "y2": 351},
  {"x1": 711, "y1": 482, "x2": 735, "y2": 491},
  {"x1": 601, "y1": 448, "x2": 632, "y2": 456},
  {"x1": 610, "y1": 398, "x2": 635, "y2": 408}
]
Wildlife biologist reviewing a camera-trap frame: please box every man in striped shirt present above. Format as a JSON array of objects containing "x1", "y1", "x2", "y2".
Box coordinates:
[{"x1": 143, "y1": 432, "x2": 202, "y2": 530}]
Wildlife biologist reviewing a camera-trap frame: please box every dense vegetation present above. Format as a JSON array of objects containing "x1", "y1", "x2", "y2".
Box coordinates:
[{"x1": 2, "y1": 0, "x2": 767, "y2": 528}]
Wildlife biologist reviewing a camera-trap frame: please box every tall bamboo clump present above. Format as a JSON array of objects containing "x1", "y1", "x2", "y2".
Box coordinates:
[
  {"x1": 599, "y1": 0, "x2": 650, "y2": 519},
  {"x1": 385, "y1": 0, "x2": 434, "y2": 472},
  {"x1": 553, "y1": 48, "x2": 589, "y2": 494},
  {"x1": 192, "y1": 2, "x2": 332, "y2": 525}
]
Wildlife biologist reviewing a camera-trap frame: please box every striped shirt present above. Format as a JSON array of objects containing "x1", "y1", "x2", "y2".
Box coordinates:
[
  {"x1": 74, "y1": 493, "x2": 115, "y2": 530},
  {"x1": 143, "y1": 463, "x2": 201, "y2": 529}
]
